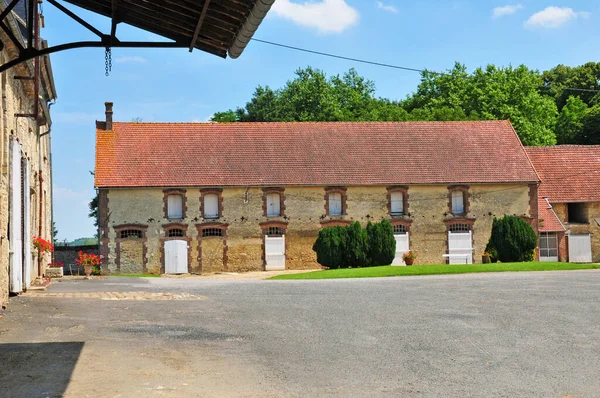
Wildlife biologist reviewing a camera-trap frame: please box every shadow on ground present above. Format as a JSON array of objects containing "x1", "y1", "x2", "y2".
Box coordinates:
[{"x1": 0, "y1": 342, "x2": 84, "y2": 397}]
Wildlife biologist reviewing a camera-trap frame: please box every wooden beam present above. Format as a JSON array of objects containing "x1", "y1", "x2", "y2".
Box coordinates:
[{"x1": 189, "y1": 0, "x2": 211, "y2": 52}]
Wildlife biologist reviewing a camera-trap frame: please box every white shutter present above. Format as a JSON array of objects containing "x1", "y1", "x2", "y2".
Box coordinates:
[
  {"x1": 9, "y1": 140, "x2": 23, "y2": 293},
  {"x1": 329, "y1": 192, "x2": 342, "y2": 216},
  {"x1": 167, "y1": 195, "x2": 183, "y2": 219},
  {"x1": 266, "y1": 193, "x2": 281, "y2": 216},
  {"x1": 452, "y1": 190, "x2": 464, "y2": 214},
  {"x1": 390, "y1": 192, "x2": 403, "y2": 215},
  {"x1": 204, "y1": 194, "x2": 219, "y2": 218}
]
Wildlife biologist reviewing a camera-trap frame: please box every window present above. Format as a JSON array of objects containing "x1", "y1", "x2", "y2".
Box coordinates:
[
  {"x1": 449, "y1": 223, "x2": 470, "y2": 233},
  {"x1": 539, "y1": 232, "x2": 558, "y2": 258},
  {"x1": 267, "y1": 227, "x2": 284, "y2": 236},
  {"x1": 567, "y1": 203, "x2": 588, "y2": 224},
  {"x1": 202, "y1": 228, "x2": 224, "y2": 238},
  {"x1": 204, "y1": 194, "x2": 219, "y2": 219},
  {"x1": 451, "y1": 190, "x2": 465, "y2": 214},
  {"x1": 119, "y1": 229, "x2": 142, "y2": 239},
  {"x1": 390, "y1": 192, "x2": 404, "y2": 216},
  {"x1": 329, "y1": 192, "x2": 342, "y2": 216},
  {"x1": 167, "y1": 228, "x2": 184, "y2": 237},
  {"x1": 167, "y1": 195, "x2": 183, "y2": 219},
  {"x1": 393, "y1": 225, "x2": 407, "y2": 235},
  {"x1": 266, "y1": 193, "x2": 281, "y2": 216}
]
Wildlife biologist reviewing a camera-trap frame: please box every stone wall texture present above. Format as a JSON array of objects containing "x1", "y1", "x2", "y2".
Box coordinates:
[
  {"x1": 102, "y1": 184, "x2": 532, "y2": 274},
  {"x1": 0, "y1": 34, "x2": 54, "y2": 307},
  {"x1": 553, "y1": 202, "x2": 600, "y2": 262}
]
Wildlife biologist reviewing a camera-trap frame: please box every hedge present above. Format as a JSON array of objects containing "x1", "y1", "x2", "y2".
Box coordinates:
[{"x1": 487, "y1": 215, "x2": 537, "y2": 262}]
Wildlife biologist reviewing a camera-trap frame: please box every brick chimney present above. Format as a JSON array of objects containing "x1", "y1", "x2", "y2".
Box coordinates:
[{"x1": 105, "y1": 101, "x2": 113, "y2": 130}]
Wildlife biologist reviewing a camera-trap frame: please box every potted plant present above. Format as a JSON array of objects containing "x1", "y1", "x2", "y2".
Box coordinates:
[
  {"x1": 33, "y1": 236, "x2": 54, "y2": 253},
  {"x1": 46, "y1": 262, "x2": 64, "y2": 278},
  {"x1": 402, "y1": 251, "x2": 417, "y2": 266},
  {"x1": 482, "y1": 251, "x2": 492, "y2": 264},
  {"x1": 76, "y1": 251, "x2": 101, "y2": 279}
]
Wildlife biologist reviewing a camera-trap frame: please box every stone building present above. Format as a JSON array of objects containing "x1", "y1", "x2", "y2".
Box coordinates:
[
  {"x1": 526, "y1": 146, "x2": 600, "y2": 263},
  {"x1": 0, "y1": 4, "x2": 56, "y2": 307},
  {"x1": 94, "y1": 105, "x2": 540, "y2": 274}
]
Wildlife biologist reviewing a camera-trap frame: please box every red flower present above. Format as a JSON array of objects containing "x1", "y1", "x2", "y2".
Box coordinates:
[
  {"x1": 33, "y1": 236, "x2": 54, "y2": 253},
  {"x1": 76, "y1": 252, "x2": 101, "y2": 266}
]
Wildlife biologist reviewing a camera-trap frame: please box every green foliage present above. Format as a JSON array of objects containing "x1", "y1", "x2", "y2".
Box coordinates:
[
  {"x1": 345, "y1": 221, "x2": 369, "y2": 267},
  {"x1": 541, "y1": 62, "x2": 600, "y2": 110},
  {"x1": 485, "y1": 242, "x2": 499, "y2": 263},
  {"x1": 210, "y1": 110, "x2": 238, "y2": 122},
  {"x1": 580, "y1": 105, "x2": 600, "y2": 144},
  {"x1": 488, "y1": 216, "x2": 537, "y2": 262},
  {"x1": 89, "y1": 192, "x2": 99, "y2": 228},
  {"x1": 366, "y1": 220, "x2": 396, "y2": 266},
  {"x1": 555, "y1": 96, "x2": 588, "y2": 144},
  {"x1": 312, "y1": 226, "x2": 348, "y2": 269}
]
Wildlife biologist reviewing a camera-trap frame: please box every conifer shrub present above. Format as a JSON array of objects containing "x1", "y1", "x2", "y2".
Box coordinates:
[
  {"x1": 345, "y1": 221, "x2": 369, "y2": 267},
  {"x1": 367, "y1": 219, "x2": 396, "y2": 266},
  {"x1": 488, "y1": 215, "x2": 537, "y2": 262}
]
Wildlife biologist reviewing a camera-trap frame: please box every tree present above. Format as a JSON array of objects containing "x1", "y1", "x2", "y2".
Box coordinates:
[
  {"x1": 541, "y1": 62, "x2": 600, "y2": 110},
  {"x1": 555, "y1": 96, "x2": 588, "y2": 144},
  {"x1": 488, "y1": 215, "x2": 537, "y2": 262},
  {"x1": 344, "y1": 221, "x2": 368, "y2": 267},
  {"x1": 580, "y1": 105, "x2": 600, "y2": 144},
  {"x1": 366, "y1": 220, "x2": 396, "y2": 266},
  {"x1": 210, "y1": 110, "x2": 238, "y2": 122},
  {"x1": 52, "y1": 221, "x2": 58, "y2": 243}
]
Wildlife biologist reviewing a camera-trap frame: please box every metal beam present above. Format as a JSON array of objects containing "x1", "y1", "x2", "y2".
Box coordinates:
[
  {"x1": 47, "y1": 0, "x2": 104, "y2": 38},
  {"x1": 0, "y1": 40, "x2": 188, "y2": 73},
  {"x1": 27, "y1": 0, "x2": 34, "y2": 48},
  {"x1": 0, "y1": 20, "x2": 24, "y2": 53},
  {"x1": 189, "y1": 0, "x2": 211, "y2": 52},
  {"x1": 0, "y1": 0, "x2": 20, "y2": 25},
  {"x1": 110, "y1": 0, "x2": 118, "y2": 43}
]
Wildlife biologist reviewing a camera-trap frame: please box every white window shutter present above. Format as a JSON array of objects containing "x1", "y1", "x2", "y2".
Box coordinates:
[
  {"x1": 390, "y1": 192, "x2": 403, "y2": 215},
  {"x1": 204, "y1": 194, "x2": 219, "y2": 218},
  {"x1": 267, "y1": 193, "x2": 281, "y2": 216},
  {"x1": 329, "y1": 192, "x2": 342, "y2": 216},
  {"x1": 167, "y1": 195, "x2": 183, "y2": 219},
  {"x1": 452, "y1": 190, "x2": 464, "y2": 214}
]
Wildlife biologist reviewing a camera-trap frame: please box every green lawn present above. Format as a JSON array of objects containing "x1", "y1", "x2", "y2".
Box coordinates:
[{"x1": 269, "y1": 262, "x2": 600, "y2": 280}]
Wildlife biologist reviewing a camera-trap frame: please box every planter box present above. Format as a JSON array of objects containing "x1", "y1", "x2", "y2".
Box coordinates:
[{"x1": 46, "y1": 267, "x2": 64, "y2": 278}]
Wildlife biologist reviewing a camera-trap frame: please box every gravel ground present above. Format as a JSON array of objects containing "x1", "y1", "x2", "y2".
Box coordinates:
[{"x1": 1, "y1": 270, "x2": 600, "y2": 397}]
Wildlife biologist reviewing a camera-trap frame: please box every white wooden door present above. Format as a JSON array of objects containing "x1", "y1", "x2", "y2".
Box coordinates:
[
  {"x1": 448, "y1": 231, "x2": 473, "y2": 264},
  {"x1": 9, "y1": 141, "x2": 23, "y2": 293},
  {"x1": 265, "y1": 235, "x2": 285, "y2": 270},
  {"x1": 392, "y1": 232, "x2": 410, "y2": 265},
  {"x1": 23, "y1": 159, "x2": 31, "y2": 287},
  {"x1": 569, "y1": 234, "x2": 592, "y2": 263},
  {"x1": 164, "y1": 240, "x2": 188, "y2": 274}
]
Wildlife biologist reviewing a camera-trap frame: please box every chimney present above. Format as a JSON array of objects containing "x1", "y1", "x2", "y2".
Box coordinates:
[{"x1": 105, "y1": 101, "x2": 113, "y2": 130}]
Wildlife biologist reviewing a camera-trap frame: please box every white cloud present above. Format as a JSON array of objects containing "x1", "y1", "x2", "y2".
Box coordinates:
[
  {"x1": 377, "y1": 1, "x2": 398, "y2": 14},
  {"x1": 525, "y1": 6, "x2": 590, "y2": 29},
  {"x1": 115, "y1": 55, "x2": 148, "y2": 64},
  {"x1": 271, "y1": 0, "x2": 359, "y2": 33},
  {"x1": 492, "y1": 4, "x2": 523, "y2": 19}
]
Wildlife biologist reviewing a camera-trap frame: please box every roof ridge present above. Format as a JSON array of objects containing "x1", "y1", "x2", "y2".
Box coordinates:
[{"x1": 112, "y1": 120, "x2": 511, "y2": 126}]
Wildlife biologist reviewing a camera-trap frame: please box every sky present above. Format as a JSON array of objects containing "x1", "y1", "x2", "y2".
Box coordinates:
[{"x1": 41, "y1": 0, "x2": 600, "y2": 241}]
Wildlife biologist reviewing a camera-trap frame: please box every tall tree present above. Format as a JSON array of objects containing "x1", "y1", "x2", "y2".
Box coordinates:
[
  {"x1": 555, "y1": 96, "x2": 588, "y2": 144},
  {"x1": 541, "y1": 62, "x2": 600, "y2": 110}
]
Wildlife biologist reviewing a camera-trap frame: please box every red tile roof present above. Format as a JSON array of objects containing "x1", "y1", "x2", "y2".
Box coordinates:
[
  {"x1": 526, "y1": 145, "x2": 600, "y2": 203},
  {"x1": 95, "y1": 121, "x2": 539, "y2": 188},
  {"x1": 538, "y1": 197, "x2": 565, "y2": 232}
]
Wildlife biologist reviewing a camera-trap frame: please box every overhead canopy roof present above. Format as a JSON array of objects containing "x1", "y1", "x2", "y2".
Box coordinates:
[{"x1": 63, "y1": 0, "x2": 274, "y2": 58}]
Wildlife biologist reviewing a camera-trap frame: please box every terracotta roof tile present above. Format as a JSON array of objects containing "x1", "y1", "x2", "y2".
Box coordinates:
[
  {"x1": 95, "y1": 121, "x2": 539, "y2": 188},
  {"x1": 526, "y1": 145, "x2": 600, "y2": 203},
  {"x1": 538, "y1": 197, "x2": 565, "y2": 232}
]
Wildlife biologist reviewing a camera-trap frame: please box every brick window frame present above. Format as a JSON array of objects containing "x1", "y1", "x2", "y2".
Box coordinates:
[
  {"x1": 195, "y1": 222, "x2": 229, "y2": 273},
  {"x1": 324, "y1": 186, "x2": 347, "y2": 216},
  {"x1": 387, "y1": 186, "x2": 409, "y2": 217},
  {"x1": 259, "y1": 221, "x2": 289, "y2": 270},
  {"x1": 320, "y1": 220, "x2": 352, "y2": 228},
  {"x1": 113, "y1": 224, "x2": 149, "y2": 273},
  {"x1": 447, "y1": 185, "x2": 470, "y2": 216},
  {"x1": 444, "y1": 218, "x2": 475, "y2": 261},
  {"x1": 390, "y1": 218, "x2": 413, "y2": 232},
  {"x1": 160, "y1": 223, "x2": 192, "y2": 274},
  {"x1": 262, "y1": 187, "x2": 286, "y2": 217},
  {"x1": 163, "y1": 189, "x2": 187, "y2": 220},
  {"x1": 200, "y1": 188, "x2": 223, "y2": 219}
]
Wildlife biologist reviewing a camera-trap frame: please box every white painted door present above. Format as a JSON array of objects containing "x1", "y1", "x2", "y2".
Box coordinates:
[
  {"x1": 569, "y1": 234, "x2": 592, "y2": 263},
  {"x1": 448, "y1": 231, "x2": 473, "y2": 264},
  {"x1": 539, "y1": 232, "x2": 559, "y2": 262},
  {"x1": 392, "y1": 232, "x2": 410, "y2": 265},
  {"x1": 164, "y1": 240, "x2": 188, "y2": 274},
  {"x1": 23, "y1": 159, "x2": 31, "y2": 287},
  {"x1": 265, "y1": 235, "x2": 285, "y2": 270},
  {"x1": 9, "y1": 140, "x2": 23, "y2": 293}
]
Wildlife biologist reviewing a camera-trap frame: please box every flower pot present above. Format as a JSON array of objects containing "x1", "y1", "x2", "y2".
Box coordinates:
[
  {"x1": 84, "y1": 265, "x2": 93, "y2": 279},
  {"x1": 46, "y1": 267, "x2": 63, "y2": 278},
  {"x1": 482, "y1": 255, "x2": 490, "y2": 264},
  {"x1": 404, "y1": 258, "x2": 414, "y2": 266}
]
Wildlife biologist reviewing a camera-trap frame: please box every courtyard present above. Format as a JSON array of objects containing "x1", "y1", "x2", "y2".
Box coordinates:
[{"x1": 2, "y1": 271, "x2": 600, "y2": 397}]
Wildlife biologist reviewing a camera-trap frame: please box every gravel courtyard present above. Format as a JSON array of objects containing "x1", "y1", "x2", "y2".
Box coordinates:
[{"x1": 1, "y1": 271, "x2": 600, "y2": 397}]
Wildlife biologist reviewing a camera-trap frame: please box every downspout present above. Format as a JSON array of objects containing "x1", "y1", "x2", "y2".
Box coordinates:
[{"x1": 227, "y1": 0, "x2": 275, "y2": 59}]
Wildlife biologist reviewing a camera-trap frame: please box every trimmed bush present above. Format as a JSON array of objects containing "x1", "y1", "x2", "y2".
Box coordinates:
[
  {"x1": 345, "y1": 221, "x2": 368, "y2": 267},
  {"x1": 312, "y1": 226, "x2": 347, "y2": 269},
  {"x1": 488, "y1": 215, "x2": 537, "y2": 262},
  {"x1": 367, "y1": 219, "x2": 396, "y2": 266}
]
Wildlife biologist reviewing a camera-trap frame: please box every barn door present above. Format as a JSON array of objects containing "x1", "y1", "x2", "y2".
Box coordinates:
[
  {"x1": 22, "y1": 158, "x2": 31, "y2": 287},
  {"x1": 448, "y1": 231, "x2": 473, "y2": 264},
  {"x1": 265, "y1": 235, "x2": 285, "y2": 270},
  {"x1": 164, "y1": 240, "x2": 188, "y2": 274},
  {"x1": 392, "y1": 232, "x2": 410, "y2": 265},
  {"x1": 9, "y1": 140, "x2": 23, "y2": 293},
  {"x1": 569, "y1": 234, "x2": 592, "y2": 263}
]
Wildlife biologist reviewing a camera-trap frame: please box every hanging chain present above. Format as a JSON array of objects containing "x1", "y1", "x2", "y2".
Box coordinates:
[{"x1": 104, "y1": 47, "x2": 112, "y2": 77}]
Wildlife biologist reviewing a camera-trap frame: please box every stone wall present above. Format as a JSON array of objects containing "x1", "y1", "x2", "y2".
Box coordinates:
[
  {"x1": 102, "y1": 184, "x2": 532, "y2": 274},
  {"x1": 54, "y1": 245, "x2": 99, "y2": 275},
  {"x1": 553, "y1": 202, "x2": 600, "y2": 262},
  {"x1": 0, "y1": 31, "x2": 54, "y2": 307}
]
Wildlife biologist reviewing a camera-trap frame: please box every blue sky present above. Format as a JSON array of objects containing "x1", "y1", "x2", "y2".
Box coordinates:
[{"x1": 43, "y1": 1, "x2": 599, "y2": 241}]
